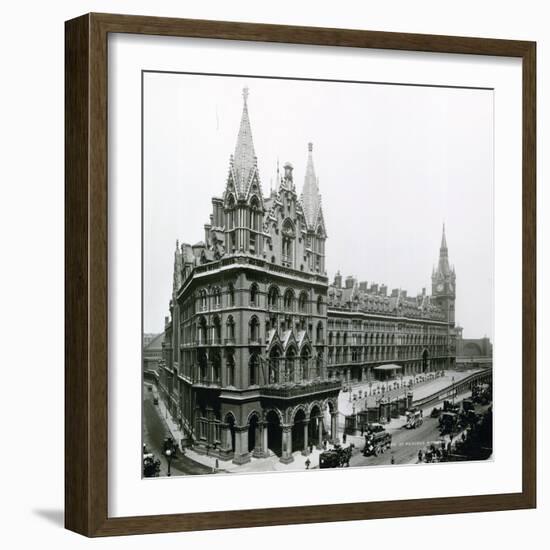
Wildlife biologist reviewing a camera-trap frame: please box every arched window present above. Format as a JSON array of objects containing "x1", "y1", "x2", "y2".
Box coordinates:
[
  {"x1": 213, "y1": 287, "x2": 221, "y2": 309},
  {"x1": 316, "y1": 295, "x2": 323, "y2": 314},
  {"x1": 298, "y1": 291, "x2": 308, "y2": 313},
  {"x1": 301, "y1": 347, "x2": 310, "y2": 380},
  {"x1": 269, "y1": 347, "x2": 281, "y2": 384},
  {"x1": 226, "y1": 315, "x2": 235, "y2": 343},
  {"x1": 226, "y1": 350, "x2": 235, "y2": 386},
  {"x1": 286, "y1": 347, "x2": 296, "y2": 383},
  {"x1": 226, "y1": 195, "x2": 236, "y2": 251},
  {"x1": 281, "y1": 219, "x2": 295, "y2": 267},
  {"x1": 315, "y1": 353, "x2": 323, "y2": 378},
  {"x1": 226, "y1": 195, "x2": 236, "y2": 229},
  {"x1": 249, "y1": 354, "x2": 260, "y2": 386},
  {"x1": 268, "y1": 286, "x2": 279, "y2": 310},
  {"x1": 316, "y1": 322, "x2": 324, "y2": 344},
  {"x1": 249, "y1": 196, "x2": 260, "y2": 230},
  {"x1": 198, "y1": 317, "x2": 208, "y2": 345},
  {"x1": 227, "y1": 283, "x2": 235, "y2": 307},
  {"x1": 197, "y1": 351, "x2": 208, "y2": 382},
  {"x1": 211, "y1": 349, "x2": 221, "y2": 383},
  {"x1": 283, "y1": 289, "x2": 295, "y2": 311},
  {"x1": 250, "y1": 283, "x2": 259, "y2": 306},
  {"x1": 199, "y1": 289, "x2": 208, "y2": 311},
  {"x1": 249, "y1": 316, "x2": 260, "y2": 343},
  {"x1": 328, "y1": 332, "x2": 333, "y2": 345},
  {"x1": 213, "y1": 315, "x2": 221, "y2": 344},
  {"x1": 249, "y1": 196, "x2": 260, "y2": 251}
]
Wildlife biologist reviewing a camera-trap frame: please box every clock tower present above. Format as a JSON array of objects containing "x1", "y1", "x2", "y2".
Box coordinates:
[{"x1": 431, "y1": 224, "x2": 456, "y2": 326}]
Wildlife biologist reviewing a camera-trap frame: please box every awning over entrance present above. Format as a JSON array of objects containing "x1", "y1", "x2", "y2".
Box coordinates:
[
  {"x1": 373, "y1": 364, "x2": 403, "y2": 381},
  {"x1": 373, "y1": 364, "x2": 403, "y2": 371}
]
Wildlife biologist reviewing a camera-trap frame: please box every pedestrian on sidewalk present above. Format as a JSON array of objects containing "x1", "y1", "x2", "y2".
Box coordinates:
[
  {"x1": 418, "y1": 449, "x2": 423, "y2": 463},
  {"x1": 391, "y1": 454, "x2": 395, "y2": 465},
  {"x1": 305, "y1": 457, "x2": 311, "y2": 470}
]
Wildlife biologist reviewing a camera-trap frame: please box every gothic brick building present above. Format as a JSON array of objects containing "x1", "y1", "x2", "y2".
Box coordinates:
[
  {"x1": 326, "y1": 226, "x2": 457, "y2": 383},
  {"x1": 158, "y1": 88, "x2": 456, "y2": 465}
]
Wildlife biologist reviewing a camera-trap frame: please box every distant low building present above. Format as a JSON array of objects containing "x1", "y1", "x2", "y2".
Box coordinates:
[
  {"x1": 143, "y1": 333, "x2": 158, "y2": 348},
  {"x1": 143, "y1": 332, "x2": 164, "y2": 375},
  {"x1": 455, "y1": 326, "x2": 493, "y2": 358}
]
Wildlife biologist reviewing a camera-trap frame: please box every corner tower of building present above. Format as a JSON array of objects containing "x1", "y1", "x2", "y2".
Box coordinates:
[
  {"x1": 431, "y1": 223, "x2": 456, "y2": 325},
  {"x1": 300, "y1": 143, "x2": 327, "y2": 274},
  {"x1": 220, "y1": 88, "x2": 266, "y2": 255}
]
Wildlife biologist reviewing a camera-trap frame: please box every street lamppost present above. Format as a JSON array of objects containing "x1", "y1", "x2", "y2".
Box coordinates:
[
  {"x1": 164, "y1": 448, "x2": 173, "y2": 477},
  {"x1": 451, "y1": 376, "x2": 456, "y2": 407}
]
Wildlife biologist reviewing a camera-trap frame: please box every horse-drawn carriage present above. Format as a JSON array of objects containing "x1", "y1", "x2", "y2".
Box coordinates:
[
  {"x1": 472, "y1": 383, "x2": 491, "y2": 405},
  {"x1": 143, "y1": 452, "x2": 161, "y2": 477},
  {"x1": 363, "y1": 423, "x2": 392, "y2": 456},
  {"x1": 439, "y1": 411, "x2": 459, "y2": 435},
  {"x1": 319, "y1": 444, "x2": 354, "y2": 469},
  {"x1": 404, "y1": 408, "x2": 423, "y2": 429}
]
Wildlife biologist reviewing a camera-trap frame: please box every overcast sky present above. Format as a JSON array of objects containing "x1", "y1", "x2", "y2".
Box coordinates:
[{"x1": 143, "y1": 72, "x2": 494, "y2": 340}]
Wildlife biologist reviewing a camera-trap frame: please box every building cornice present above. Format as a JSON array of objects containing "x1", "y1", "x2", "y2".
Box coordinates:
[
  {"x1": 327, "y1": 308, "x2": 451, "y2": 326},
  {"x1": 177, "y1": 254, "x2": 329, "y2": 299}
]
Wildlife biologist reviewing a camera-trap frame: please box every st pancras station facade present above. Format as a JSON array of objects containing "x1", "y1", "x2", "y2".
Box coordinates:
[{"x1": 158, "y1": 88, "x2": 457, "y2": 465}]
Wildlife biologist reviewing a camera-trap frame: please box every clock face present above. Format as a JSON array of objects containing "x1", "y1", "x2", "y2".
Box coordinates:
[{"x1": 436, "y1": 283, "x2": 444, "y2": 292}]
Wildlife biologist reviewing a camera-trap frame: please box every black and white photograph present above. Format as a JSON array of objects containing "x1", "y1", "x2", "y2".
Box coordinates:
[{"x1": 142, "y1": 72, "x2": 494, "y2": 478}]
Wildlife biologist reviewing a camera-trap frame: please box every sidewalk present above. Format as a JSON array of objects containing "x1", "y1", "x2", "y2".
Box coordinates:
[
  {"x1": 185, "y1": 445, "x2": 334, "y2": 473},
  {"x1": 156, "y1": 396, "x2": 344, "y2": 473},
  {"x1": 156, "y1": 398, "x2": 186, "y2": 448},
  {"x1": 339, "y1": 368, "x2": 480, "y2": 417}
]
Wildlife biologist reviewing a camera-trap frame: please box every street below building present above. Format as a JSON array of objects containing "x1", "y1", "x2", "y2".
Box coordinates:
[
  {"x1": 345, "y1": 387, "x2": 489, "y2": 467},
  {"x1": 348, "y1": 414, "x2": 443, "y2": 467},
  {"x1": 143, "y1": 387, "x2": 214, "y2": 477}
]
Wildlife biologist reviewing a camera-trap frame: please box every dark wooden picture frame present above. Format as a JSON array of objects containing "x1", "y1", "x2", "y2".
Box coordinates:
[{"x1": 65, "y1": 12, "x2": 536, "y2": 537}]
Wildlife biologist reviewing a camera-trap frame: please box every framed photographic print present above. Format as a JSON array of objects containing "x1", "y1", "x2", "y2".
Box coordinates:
[{"x1": 65, "y1": 13, "x2": 536, "y2": 537}]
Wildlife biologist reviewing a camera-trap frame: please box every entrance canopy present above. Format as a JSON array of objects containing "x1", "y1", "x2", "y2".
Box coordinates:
[
  {"x1": 373, "y1": 364, "x2": 403, "y2": 382},
  {"x1": 373, "y1": 364, "x2": 403, "y2": 371}
]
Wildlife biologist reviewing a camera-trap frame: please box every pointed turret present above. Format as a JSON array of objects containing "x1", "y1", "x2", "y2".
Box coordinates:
[
  {"x1": 230, "y1": 87, "x2": 258, "y2": 196},
  {"x1": 172, "y1": 240, "x2": 183, "y2": 295},
  {"x1": 300, "y1": 142, "x2": 322, "y2": 229}
]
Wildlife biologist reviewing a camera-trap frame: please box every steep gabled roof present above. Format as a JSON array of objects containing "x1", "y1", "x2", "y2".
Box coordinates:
[{"x1": 144, "y1": 332, "x2": 164, "y2": 351}]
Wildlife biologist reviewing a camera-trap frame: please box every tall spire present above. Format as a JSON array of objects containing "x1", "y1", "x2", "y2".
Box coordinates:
[
  {"x1": 437, "y1": 223, "x2": 451, "y2": 275},
  {"x1": 440, "y1": 222, "x2": 448, "y2": 251},
  {"x1": 300, "y1": 142, "x2": 322, "y2": 229},
  {"x1": 231, "y1": 86, "x2": 257, "y2": 195}
]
